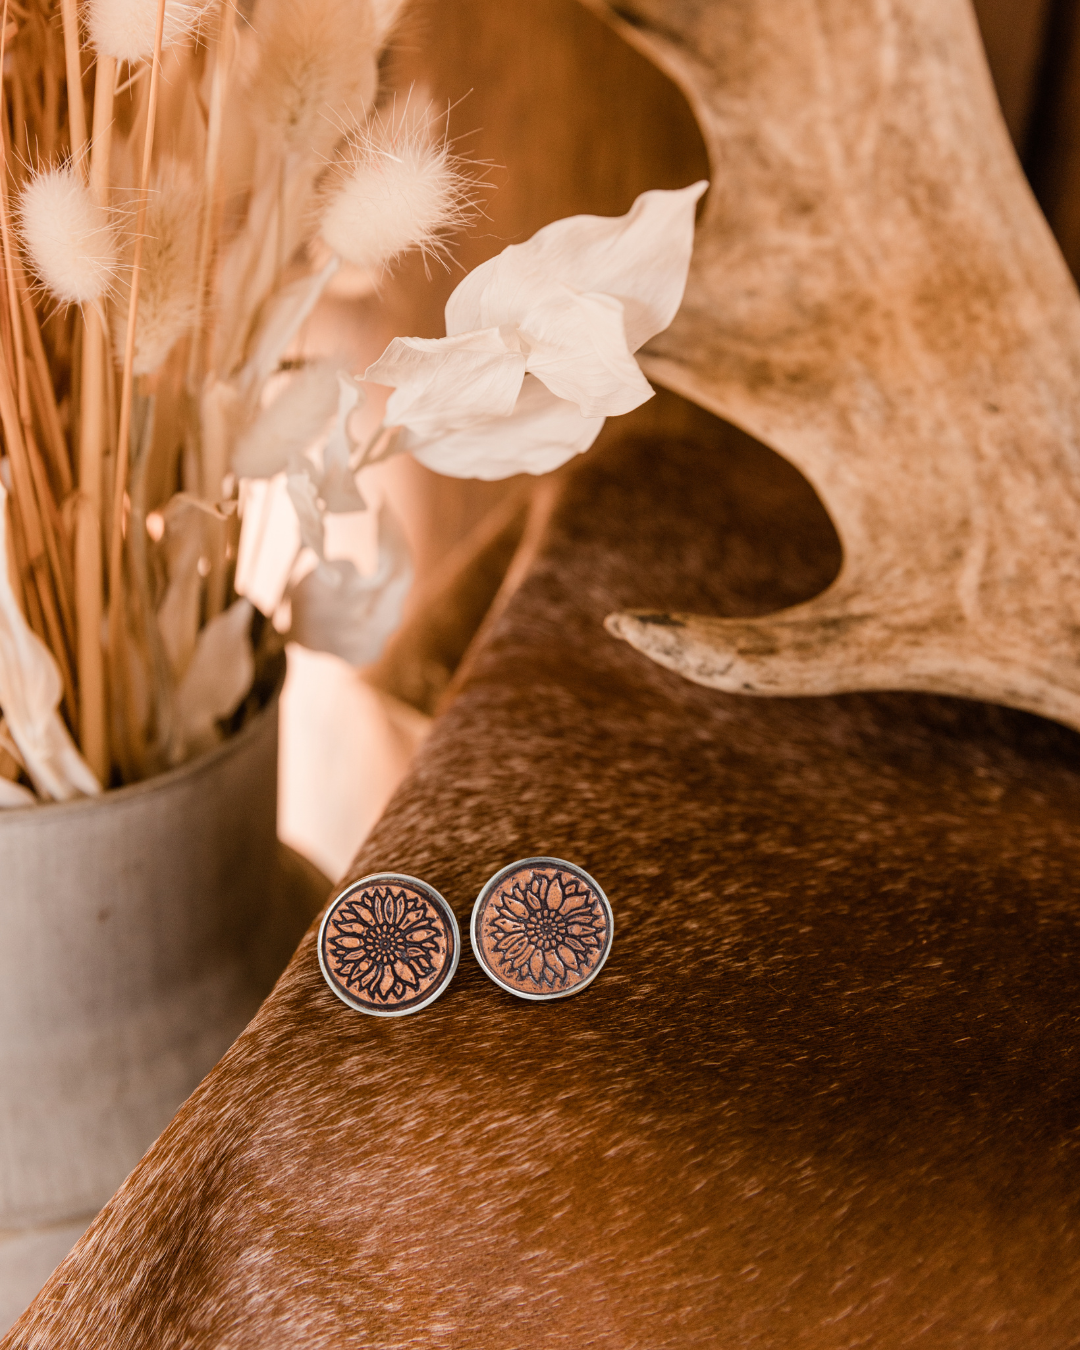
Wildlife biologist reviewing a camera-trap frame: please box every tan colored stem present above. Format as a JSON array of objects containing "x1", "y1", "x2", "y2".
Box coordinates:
[
  {"x1": 190, "y1": 0, "x2": 236, "y2": 622},
  {"x1": 0, "y1": 16, "x2": 76, "y2": 724},
  {"x1": 0, "y1": 8, "x2": 28, "y2": 435},
  {"x1": 7, "y1": 493, "x2": 46, "y2": 643},
  {"x1": 59, "y1": 0, "x2": 86, "y2": 167},
  {"x1": 0, "y1": 91, "x2": 73, "y2": 638},
  {"x1": 21, "y1": 292, "x2": 73, "y2": 502},
  {"x1": 0, "y1": 354, "x2": 77, "y2": 723},
  {"x1": 188, "y1": 0, "x2": 234, "y2": 395},
  {"x1": 108, "y1": 5, "x2": 166, "y2": 667},
  {"x1": 74, "y1": 57, "x2": 117, "y2": 783}
]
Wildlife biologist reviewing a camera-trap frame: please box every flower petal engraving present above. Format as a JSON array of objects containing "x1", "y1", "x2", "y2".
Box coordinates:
[
  {"x1": 479, "y1": 866, "x2": 609, "y2": 995},
  {"x1": 324, "y1": 882, "x2": 450, "y2": 1008}
]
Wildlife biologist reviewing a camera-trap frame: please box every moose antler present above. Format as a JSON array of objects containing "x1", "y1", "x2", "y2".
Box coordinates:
[{"x1": 590, "y1": 0, "x2": 1080, "y2": 732}]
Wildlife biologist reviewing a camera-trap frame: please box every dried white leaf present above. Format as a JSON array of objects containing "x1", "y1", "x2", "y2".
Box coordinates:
[
  {"x1": 0, "y1": 777, "x2": 35, "y2": 808},
  {"x1": 512, "y1": 286, "x2": 653, "y2": 417},
  {"x1": 319, "y1": 372, "x2": 366, "y2": 513},
  {"x1": 233, "y1": 362, "x2": 340, "y2": 479},
  {"x1": 0, "y1": 484, "x2": 100, "y2": 801},
  {"x1": 156, "y1": 498, "x2": 205, "y2": 681},
  {"x1": 288, "y1": 507, "x2": 411, "y2": 665},
  {"x1": 242, "y1": 255, "x2": 340, "y2": 395},
  {"x1": 364, "y1": 183, "x2": 707, "y2": 479},
  {"x1": 446, "y1": 181, "x2": 708, "y2": 352},
  {"x1": 367, "y1": 328, "x2": 526, "y2": 437},
  {"x1": 408, "y1": 375, "x2": 605, "y2": 480},
  {"x1": 175, "y1": 599, "x2": 254, "y2": 754},
  {"x1": 19, "y1": 166, "x2": 118, "y2": 306},
  {"x1": 200, "y1": 378, "x2": 243, "y2": 503},
  {"x1": 286, "y1": 471, "x2": 325, "y2": 557}
]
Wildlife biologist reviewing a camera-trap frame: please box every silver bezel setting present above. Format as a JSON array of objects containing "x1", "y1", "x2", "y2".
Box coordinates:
[
  {"x1": 470, "y1": 856, "x2": 614, "y2": 1001},
  {"x1": 318, "y1": 872, "x2": 461, "y2": 1018}
]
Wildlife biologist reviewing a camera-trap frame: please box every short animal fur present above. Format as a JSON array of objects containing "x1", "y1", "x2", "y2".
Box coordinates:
[{"x1": 8, "y1": 400, "x2": 1080, "y2": 1347}]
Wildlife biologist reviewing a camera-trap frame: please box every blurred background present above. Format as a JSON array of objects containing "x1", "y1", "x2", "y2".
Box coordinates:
[{"x1": 279, "y1": 0, "x2": 1080, "y2": 882}]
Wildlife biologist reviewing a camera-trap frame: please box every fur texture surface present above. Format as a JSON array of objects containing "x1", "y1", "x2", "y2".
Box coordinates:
[{"x1": 8, "y1": 397, "x2": 1080, "y2": 1347}]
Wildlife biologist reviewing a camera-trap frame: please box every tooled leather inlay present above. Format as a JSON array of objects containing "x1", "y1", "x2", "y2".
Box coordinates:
[
  {"x1": 321, "y1": 880, "x2": 455, "y2": 1012},
  {"x1": 476, "y1": 864, "x2": 610, "y2": 996}
]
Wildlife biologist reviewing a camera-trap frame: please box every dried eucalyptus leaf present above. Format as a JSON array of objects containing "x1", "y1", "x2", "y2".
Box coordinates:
[
  {"x1": 233, "y1": 363, "x2": 340, "y2": 480},
  {"x1": 286, "y1": 471, "x2": 326, "y2": 558},
  {"x1": 288, "y1": 507, "x2": 412, "y2": 666},
  {"x1": 0, "y1": 778, "x2": 35, "y2": 808},
  {"x1": 175, "y1": 599, "x2": 255, "y2": 755},
  {"x1": 0, "y1": 483, "x2": 100, "y2": 799},
  {"x1": 320, "y1": 372, "x2": 366, "y2": 513}
]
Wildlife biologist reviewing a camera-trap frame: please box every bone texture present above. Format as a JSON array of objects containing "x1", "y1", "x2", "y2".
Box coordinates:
[{"x1": 591, "y1": 0, "x2": 1080, "y2": 733}]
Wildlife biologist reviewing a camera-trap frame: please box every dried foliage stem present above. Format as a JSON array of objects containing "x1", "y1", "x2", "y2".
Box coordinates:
[
  {"x1": 0, "y1": 9, "x2": 75, "y2": 721},
  {"x1": 107, "y1": 0, "x2": 166, "y2": 759},
  {"x1": 75, "y1": 54, "x2": 117, "y2": 781},
  {"x1": 0, "y1": 358, "x2": 76, "y2": 718},
  {"x1": 188, "y1": 0, "x2": 232, "y2": 397},
  {"x1": 19, "y1": 274, "x2": 72, "y2": 500},
  {"x1": 190, "y1": 0, "x2": 233, "y2": 623},
  {"x1": 0, "y1": 27, "x2": 28, "y2": 441},
  {"x1": 59, "y1": 0, "x2": 86, "y2": 165}
]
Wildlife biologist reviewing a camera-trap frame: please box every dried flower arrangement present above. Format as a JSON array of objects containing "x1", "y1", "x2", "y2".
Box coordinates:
[{"x1": 0, "y1": 0, "x2": 704, "y2": 807}]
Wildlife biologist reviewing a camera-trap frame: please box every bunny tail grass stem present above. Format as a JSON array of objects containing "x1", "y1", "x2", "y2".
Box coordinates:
[
  {"x1": 20, "y1": 276, "x2": 73, "y2": 500},
  {"x1": 108, "y1": 0, "x2": 166, "y2": 770},
  {"x1": 75, "y1": 55, "x2": 117, "y2": 780},
  {"x1": 0, "y1": 353, "x2": 78, "y2": 723},
  {"x1": 187, "y1": 0, "x2": 233, "y2": 397},
  {"x1": 0, "y1": 28, "x2": 71, "y2": 627},
  {"x1": 7, "y1": 493, "x2": 45, "y2": 639},
  {"x1": 59, "y1": 0, "x2": 87, "y2": 166},
  {"x1": 0, "y1": 5, "x2": 29, "y2": 436},
  {"x1": 190, "y1": 0, "x2": 235, "y2": 624},
  {"x1": 0, "y1": 17, "x2": 77, "y2": 724}
]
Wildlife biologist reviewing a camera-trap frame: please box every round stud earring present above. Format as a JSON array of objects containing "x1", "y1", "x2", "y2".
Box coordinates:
[
  {"x1": 318, "y1": 873, "x2": 461, "y2": 1017},
  {"x1": 470, "y1": 857, "x2": 614, "y2": 1001}
]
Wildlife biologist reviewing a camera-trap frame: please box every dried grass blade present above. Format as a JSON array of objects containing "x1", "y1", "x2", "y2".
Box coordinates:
[
  {"x1": 74, "y1": 55, "x2": 117, "y2": 781},
  {"x1": 0, "y1": 7, "x2": 30, "y2": 433},
  {"x1": 0, "y1": 265, "x2": 74, "y2": 725},
  {"x1": 108, "y1": 0, "x2": 168, "y2": 772},
  {"x1": 187, "y1": 0, "x2": 233, "y2": 396},
  {"x1": 59, "y1": 0, "x2": 86, "y2": 167}
]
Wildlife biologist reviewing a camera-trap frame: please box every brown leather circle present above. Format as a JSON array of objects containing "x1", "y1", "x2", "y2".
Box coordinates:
[
  {"x1": 470, "y1": 858, "x2": 613, "y2": 1001},
  {"x1": 318, "y1": 874, "x2": 460, "y2": 1017}
]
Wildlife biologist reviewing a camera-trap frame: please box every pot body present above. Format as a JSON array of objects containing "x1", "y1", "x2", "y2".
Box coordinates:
[{"x1": 0, "y1": 682, "x2": 327, "y2": 1326}]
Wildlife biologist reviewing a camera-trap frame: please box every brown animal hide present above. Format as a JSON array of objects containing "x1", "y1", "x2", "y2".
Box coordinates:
[{"x1": 8, "y1": 395, "x2": 1080, "y2": 1347}]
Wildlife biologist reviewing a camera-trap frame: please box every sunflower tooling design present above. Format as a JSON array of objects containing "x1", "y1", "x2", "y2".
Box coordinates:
[
  {"x1": 471, "y1": 860, "x2": 614, "y2": 1000},
  {"x1": 318, "y1": 875, "x2": 460, "y2": 1017}
]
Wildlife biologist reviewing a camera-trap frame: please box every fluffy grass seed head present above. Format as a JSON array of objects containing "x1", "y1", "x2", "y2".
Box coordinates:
[
  {"x1": 319, "y1": 110, "x2": 476, "y2": 276},
  {"x1": 19, "y1": 166, "x2": 119, "y2": 306},
  {"x1": 87, "y1": 0, "x2": 213, "y2": 61},
  {"x1": 112, "y1": 161, "x2": 201, "y2": 374},
  {"x1": 250, "y1": 0, "x2": 380, "y2": 159},
  {"x1": 369, "y1": 0, "x2": 408, "y2": 44}
]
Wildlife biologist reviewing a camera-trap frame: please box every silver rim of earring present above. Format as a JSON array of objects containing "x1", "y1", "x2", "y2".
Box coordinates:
[
  {"x1": 318, "y1": 872, "x2": 461, "y2": 1017},
  {"x1": 470, "y1": 857, "x2": 614, "y2": 1002}
]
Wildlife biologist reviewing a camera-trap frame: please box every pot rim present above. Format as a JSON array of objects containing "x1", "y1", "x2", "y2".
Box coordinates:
[{"x1": 0, "y1": 654, "x2": 285, "y2": 827}]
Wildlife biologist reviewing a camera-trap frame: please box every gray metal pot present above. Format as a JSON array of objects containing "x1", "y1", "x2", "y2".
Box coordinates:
[{"x1": 0, "y1": 670, "x2": 328, "y2": 1329}]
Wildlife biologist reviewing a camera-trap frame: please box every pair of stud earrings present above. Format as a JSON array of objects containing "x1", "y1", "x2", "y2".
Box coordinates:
[{"x1": 317, "y1": 857, "x2": 614, "y2": 1018}]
